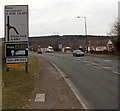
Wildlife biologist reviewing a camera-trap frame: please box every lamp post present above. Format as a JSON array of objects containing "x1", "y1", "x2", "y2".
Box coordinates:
[{"x1": 77, "y1": 16, "x2": 88, "y2": 53}]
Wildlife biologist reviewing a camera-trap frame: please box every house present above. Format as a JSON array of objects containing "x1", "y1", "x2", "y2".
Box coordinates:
[
  {"x1": 107, "y1": 40, "x2": 114, "y2": 51},
  {"x1": 88, "y1": 39, "x2": 114, "y2": 52},
  {"x1": 78, "y1": 37, "x2": 114, "y2": 52}
]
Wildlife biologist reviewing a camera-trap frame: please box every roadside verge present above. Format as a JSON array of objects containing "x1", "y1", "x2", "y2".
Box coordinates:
[
  {"x1": 2, "y1": 56, "x2": 40, "y2": 109},
  {"x1": 27, "y1": 56, "x2": 84, "y2": 109}
]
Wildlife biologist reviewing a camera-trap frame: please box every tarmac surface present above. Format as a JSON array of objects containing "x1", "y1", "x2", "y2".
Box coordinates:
[
  {"x1": 27, "y1": 56, "x2": 83, "y2": 109},
  {"x1": 40, "y1": 53, "x2": 118, "y2": 109}
]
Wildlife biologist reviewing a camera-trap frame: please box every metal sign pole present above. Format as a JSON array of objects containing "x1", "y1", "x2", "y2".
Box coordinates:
[
  {"x1": 7, "y1": 16, "x2": 9, "y2": 71},
  {"x1": 25, "y1": 62, "x2": 28, "y2": 73},
  {"x1": 7, "y1": 68, "x2": 9, "y2": 71},
  {"x1": 7, "y1": 16, "x2": 9, "y2": 42}
]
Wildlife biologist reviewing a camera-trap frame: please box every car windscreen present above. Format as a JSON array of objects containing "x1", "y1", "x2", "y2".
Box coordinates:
[{"x1": 75, "y1": 50, "x2": 82, "y2": 53}]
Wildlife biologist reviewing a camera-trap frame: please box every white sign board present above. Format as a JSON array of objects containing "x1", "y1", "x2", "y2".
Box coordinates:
[
  {"x1": 118, "y1": 1, "x2": 120, "y2": 23},
  {"x1": 59, "y1": 44, "x2": 62, "y2": 49},
  {"x1": 5, "y1": 5, "x2": 28, "y2": 42},
  {"x1": 6, "y1": 57, "x2": 28, "y2": 63}
]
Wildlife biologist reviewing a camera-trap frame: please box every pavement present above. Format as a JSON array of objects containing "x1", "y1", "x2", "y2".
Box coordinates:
[{"x1": 26, "y1": 56, "x2": 84, "y2": 109}]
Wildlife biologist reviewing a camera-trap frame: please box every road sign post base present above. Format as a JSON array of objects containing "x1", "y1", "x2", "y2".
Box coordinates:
[
  {"x1": 25, "y1": 62, "x2": 28, "y2": 73},
  {"x1": 7, "y1": 68, "x2": 9, "y2": 71}
]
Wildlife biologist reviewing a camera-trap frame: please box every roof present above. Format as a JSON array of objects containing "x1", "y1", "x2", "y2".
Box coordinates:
[{"x1": 78, "y1": 37, "x2": 112, "y2": 47}]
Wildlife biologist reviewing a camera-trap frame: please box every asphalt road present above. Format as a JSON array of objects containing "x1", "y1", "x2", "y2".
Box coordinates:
[{"x1": 35, "y1": 52, "x2": 118, "y2": 109}]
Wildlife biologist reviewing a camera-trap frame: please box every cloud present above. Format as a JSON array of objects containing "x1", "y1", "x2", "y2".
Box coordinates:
[{"x1": 0, "y1": 0, "x2": 119, "y2": 37}]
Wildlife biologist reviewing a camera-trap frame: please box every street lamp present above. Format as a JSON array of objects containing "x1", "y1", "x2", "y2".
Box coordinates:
[
  {"x1": 77, "y1": 16, "x2": 87, "y2": 36},
  {"x1": 77, "y1": 16, "x2": 88, "y2": 53}
]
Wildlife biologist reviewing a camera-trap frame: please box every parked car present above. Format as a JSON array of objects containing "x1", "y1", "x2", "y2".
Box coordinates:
[{"x1": 73, "y1": 50, "x2": 84, "y2": 57}]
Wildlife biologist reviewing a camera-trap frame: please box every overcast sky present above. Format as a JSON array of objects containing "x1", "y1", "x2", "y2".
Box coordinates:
[{"x1": 0, "y1": 0, "x2": 119, "y2": 37}]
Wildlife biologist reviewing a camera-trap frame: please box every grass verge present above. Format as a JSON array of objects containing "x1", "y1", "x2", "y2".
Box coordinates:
[{"x1": 2, "y1": 56, "x2": 40, "y2": 109}]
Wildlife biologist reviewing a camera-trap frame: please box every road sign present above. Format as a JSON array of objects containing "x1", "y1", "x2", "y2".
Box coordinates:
[
  {"x1": 5, "y1": 5, "x2": 28, "y2": 42},
  {"x1": 6, "y1": 43, "x2": 28, "y2": 57},
  {"x1": 6, "y1": 57, "x2": 28, "y2": 63},
  {"x1": 59, "y1": 44, "x2": 62, "y2": 49},
  {"x1": 5, "y1": 64, "x2": 20, "y2": 68}
]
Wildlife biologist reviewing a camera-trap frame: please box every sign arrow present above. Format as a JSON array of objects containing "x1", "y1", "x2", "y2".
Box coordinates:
[{"x1": 11, "y1": 50, "x2": 14, "y2": 56}]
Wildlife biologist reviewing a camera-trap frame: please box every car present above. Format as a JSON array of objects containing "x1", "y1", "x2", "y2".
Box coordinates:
[
  {"x1": 46, "y1": 46, "x2": 54, "y2": 53},
  {"x1": 73, "y1": 50, "x2": 84, "y2": 57},
  {"x1": 37, "y1": 50, "x2": 42, "y2": 54}
]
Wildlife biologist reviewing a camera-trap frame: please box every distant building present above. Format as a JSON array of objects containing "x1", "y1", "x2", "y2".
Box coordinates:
[{"x1": 87, "y1": 39, "x2": 114, "y2": 52}]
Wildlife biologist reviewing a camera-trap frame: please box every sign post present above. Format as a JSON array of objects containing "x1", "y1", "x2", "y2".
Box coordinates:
[
  {"x1": 58, "y1": 44, "x2": 62, "y2": 50},
  {"x1": 5, "y1": 5, "x2": 29, "y2": 72}
]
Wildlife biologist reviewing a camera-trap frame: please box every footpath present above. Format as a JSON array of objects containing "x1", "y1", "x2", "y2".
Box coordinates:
[{"x1": 27, "y1": 56, "x2": 84, "y2": 109}]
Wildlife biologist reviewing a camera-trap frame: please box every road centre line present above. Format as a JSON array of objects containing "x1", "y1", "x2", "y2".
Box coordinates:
[
  {"x1": 104, "y1": 60, "x2": 111, "y2": 62},
  {"x1": 93, "y1": 66, "x2": 102, "y2": 69},
  {"x1": 113, "y1": 71, "x2": 120, "y2": 75},
  {"x1": 102, "y1": 67, "x2": 111, "y2": 69}
]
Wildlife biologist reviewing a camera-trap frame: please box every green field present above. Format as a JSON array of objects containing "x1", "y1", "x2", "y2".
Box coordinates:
[{"x1": 2, "y1": 56, "x2": 40, "y2": 109}]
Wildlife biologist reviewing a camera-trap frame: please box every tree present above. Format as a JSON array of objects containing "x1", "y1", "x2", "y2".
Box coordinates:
[{"x1": 108, "y1": 20, "x2": 120, "y2": 52}]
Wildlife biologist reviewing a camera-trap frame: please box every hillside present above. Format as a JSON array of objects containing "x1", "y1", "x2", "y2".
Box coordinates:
[{"x1": 29, "y1": 35, "x2": 112, "y2": 51}]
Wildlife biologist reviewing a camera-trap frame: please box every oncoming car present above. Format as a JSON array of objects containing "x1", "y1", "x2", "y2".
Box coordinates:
[{"x1": 73, "y1": 50, "x2": 84, "y2": 57}]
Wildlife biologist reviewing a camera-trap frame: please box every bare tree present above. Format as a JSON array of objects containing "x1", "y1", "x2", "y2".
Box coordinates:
[
  {"x1": 108, "y1": 21, "x2": 119, "y2": 36},
  {"x1": 108, "y1": 20, "x2": 120, "y2": 52}
]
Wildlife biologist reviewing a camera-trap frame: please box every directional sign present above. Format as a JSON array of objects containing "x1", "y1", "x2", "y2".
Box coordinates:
[
  {"x1": 11, "y1": 50, "x2": 14, "y2": 56},
  {"x1": 5, "y1": 5, "x2": 28, "y2": 42},
  {"x1": 6, "y1": 43, "x2": 28, "y2": 57},
  {"x1": 58, "y1": 44, "x2": 62, "y2": 49},
  {"x1": 6, "y1": 58, "x2": 28, "y2": 63}
]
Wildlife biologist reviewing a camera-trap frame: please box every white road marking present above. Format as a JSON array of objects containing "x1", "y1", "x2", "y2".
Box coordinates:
[
  {"x1": 104, "y1": 60, "x2": 111, "y2": 62},
  {"x1": 113, "y1": 71, "x2": 120, "y2": 75},
  {"x1": 93, "y1": 66, "x2": 102, "y2": 69},
  {"x1": 102, "y1": 67, "x2": 111, "y2": 69},
  {"x1": 91, "y1": 63, "x2": 99, "y2": 66}
]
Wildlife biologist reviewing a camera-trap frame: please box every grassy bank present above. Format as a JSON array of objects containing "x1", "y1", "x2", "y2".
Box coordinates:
[{"x1": 2, "y1": 56, "x2": 40, "y2": 109}]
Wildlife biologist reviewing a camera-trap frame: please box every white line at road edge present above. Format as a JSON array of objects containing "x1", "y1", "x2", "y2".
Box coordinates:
[
  {"x1": 113, "y1": 71, "x2": 120, "y2": 75},
  {"x1": 50, "y1": 61, "x2": 92, "y2": 110}
]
